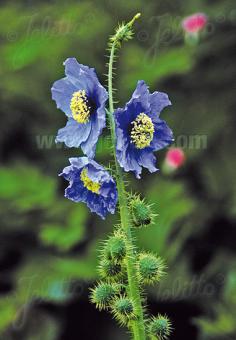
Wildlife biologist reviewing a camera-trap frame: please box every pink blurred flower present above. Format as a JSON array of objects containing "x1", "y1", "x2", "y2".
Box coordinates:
[
  {"x1": 182, "y1": 13, "x2": 207, "y2": 34},
  {"x1": 165, "y1": 148, "x2": 185, "y2": 169}
]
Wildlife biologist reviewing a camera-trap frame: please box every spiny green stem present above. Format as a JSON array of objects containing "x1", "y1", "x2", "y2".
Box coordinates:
[{"x1": 107, "y1": 39, "x2": 146, "y2": 340}]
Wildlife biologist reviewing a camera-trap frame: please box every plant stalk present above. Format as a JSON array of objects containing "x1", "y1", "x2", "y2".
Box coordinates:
[{"x1": 107, "y1": 42, "x2": 146, "y2": 340}]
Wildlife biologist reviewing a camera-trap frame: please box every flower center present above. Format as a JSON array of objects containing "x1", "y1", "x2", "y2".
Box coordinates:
[
  {"x1": 80, "y1": 168, "x2": 100, "y2": 194},
  {"x1": 130, "y1": 113, "x2": 154, "y2": 149},
  {"x1": 70, "y1": 90, "x2": 91, "y2": 124}
]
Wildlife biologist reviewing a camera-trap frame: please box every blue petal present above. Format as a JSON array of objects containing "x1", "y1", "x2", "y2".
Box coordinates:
[
  {"x1": 52, "y1": 58, "x2": 108, "y2": 156},
  {"x1": 118, "y1": 144, "x2": 158, "y2": 179},
  {"x1": 114, "y1": 80, "x2": 173, "y2": 178},
  {"x1": 132, "y1": 80, "x2": 150, "y2": 104},
  {"x1": 80, "y1": 91, "x2": 107, "y2": 158},
  {"x1": 116, "y1": 143, "x2": 142, "y2": 179},
  {"x1": 65, "y1": 180, "x2": 88, "y2": 202},
  {"x1": 64, "y1": 58, "x2": 102, "y2": 97},
  {"x1": 115, "y1": 80, "x2": 151, "y2": 132},
  {"x1": 56, "y1": 118, "x2": 92, "y2": 148},
  {"x1": 149, "y1": 91, "x2": 171, "y2": 120},
  {"x1": 151, "y1": 119, "x2": 174, "y2": 151},
  {"x1": 51, "y1": 78, "x2": 76, "y2": 117},
  {"x1": 115, "y1": 93, "x2": 150, "y2": 154},
  {"x1": 126, "y1": 80, "x2": 150, "y2": 117},
  {"x1": 51, "y1": 58, "x2": 105, "y2": 118},
  {"x1": 60, "y1": 157, "x2": 117, "y2": 219},
  {"x1": 86, "y1": 160, "x2": 110, "y2": 183},
  {"x1": 69, "y1": 157, "x2": 89, "y2": 169},
  {"x1": 136, "y1": 149, "x2": 158, "y2": 175}
]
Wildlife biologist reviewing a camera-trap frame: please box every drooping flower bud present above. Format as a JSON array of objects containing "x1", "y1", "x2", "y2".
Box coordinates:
[
  {"x1": 164, "y1": 147, "x2": 185, "y2": 172},
  {"x1": 148, "y1": 314, "x2": 172, "y2": 340},
  {"x1": 182, "y1": 13, "x2": 207, "y2": 34},
  {"x1": 137, "y1": 252, "x2": 165, "y2": 285},
  {"x1": 182, "y1": 13, "x2": 207, "y2": 45}
]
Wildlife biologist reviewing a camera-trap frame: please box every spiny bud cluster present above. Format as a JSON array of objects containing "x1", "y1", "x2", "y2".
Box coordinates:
[
  {"x1": 137, "y1": 252, "x2": 166, "y2": 285},
  {"x1": 98, "y1": 258, "x2": 123, "y2": 281},
  {"x1": 104, "y1": 230, "x2": 126, "y2": 262},
  {"x1": 90, "y1": 224, "x2": 172, "y2": 336},
  {"x1": 90, "y1": 230, "x2": 136, "y2": 325},
  {"x1": 147, "y1": 314, "x2": 172, "y2": 340},
  {"x1": 111, "y1": 296, "x2": 135, "y2": 326},
  {"x1": 98, "y1": 230, "x2": 127, "y2": 282},
  {"x1": 90, "y1": 282, "x2": 119, "y2": 311},
  {"x1": 130, "y1": 195, "x2": 156, "y2": 227}
]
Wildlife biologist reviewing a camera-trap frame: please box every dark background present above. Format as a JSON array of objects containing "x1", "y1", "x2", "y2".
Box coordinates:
[{"x1": 0, "y1": 0, "x2": 236, "y2": 339}]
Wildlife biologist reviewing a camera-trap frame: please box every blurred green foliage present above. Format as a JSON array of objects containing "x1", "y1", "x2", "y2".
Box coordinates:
[{"x1": 0, "y1": 0, "x2": 236, "y2": 339}]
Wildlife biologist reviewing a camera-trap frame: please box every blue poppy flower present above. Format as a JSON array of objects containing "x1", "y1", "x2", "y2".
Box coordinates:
[
  {"x1": 60, "y1": 157, "x2": 118, "y2": 219},
  {"x1": 51, "y1": 58, "x2": 108, "y2": 158},
  {"x1": 114, "y1": 80, "x2": 173, "y2": 178}
]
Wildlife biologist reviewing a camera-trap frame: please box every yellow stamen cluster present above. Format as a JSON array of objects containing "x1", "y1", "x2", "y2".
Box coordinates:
[
  {"x1": 130, "y1": 113, "x2": 154, "y2": 149},
  {"x1": 80, "y1": 168, "x2": 100, "y2": 194},
  {"x1": 70, "y1": 90, "x2": 90, "y2": 123}
]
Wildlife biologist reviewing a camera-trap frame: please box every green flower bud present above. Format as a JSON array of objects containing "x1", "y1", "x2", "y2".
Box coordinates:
[
  {"x1": 104, "y1": 232, "x2": 126, "y2": 262},
  {"x1": 110, "y1": 13, "x2": 141, "y2": 46},
  {"x1": 111, "y1": 296, "x2": 135, "y2": 325},
  {"x1": 98, "y1": 258, "x2": 123, "y2": 281},
  {"x1": 130, "y1": 196, "x2": 155, "y2": 227},
  {"x1": 148, "y1": 314, "x2": 172, "y2": 340},
  {"x1": 137, "y1": 252, "x2": 165, "y2": 285},
  {"x1": 90, "y1": 282, "x2": 119, "y2": 311}
]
